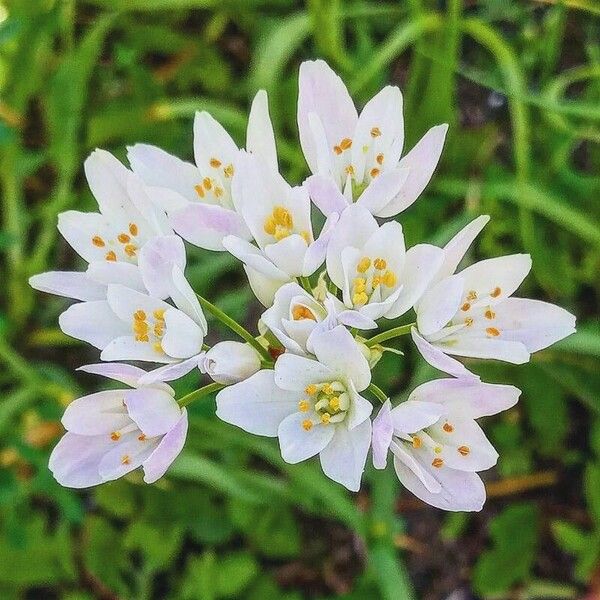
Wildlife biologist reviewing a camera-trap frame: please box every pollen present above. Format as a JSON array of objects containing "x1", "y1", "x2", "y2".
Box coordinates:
[
  {"x1": 458, "y1": 445, "x2": 470, "y2": 456},
  {"x1": 382, "y1": 271, "x2": 397, "y2": 287},
  {"x1": 340, "y1": 137, "x2": 352, "y2": 150},
  {"x1": 129, "y1": 223, "x2": 138, "y2": 236},
  {"x1": 329, "y1": 397, "x2": 340, "y2": 411},
  {"x1": 292, "y1": 305, "x2": 316, "y2": 321},
  {"x1": 372, "y1": 275, "x2": 381, "y2": 287},
  {"x1": 209, "y1": 157, "x2": 222, "y2": 168},
  {"x1": 301, "y1": 231, "x2": 311, "y2": 244},
  {"x1": 305, "y1": 384, "x2": 317, "y2": 395},
  {"x1": 214, "y1": 186, "x2": 224, "y2": 198},
  {"x1": 333, "y1": 145, "x2": 342, "y2": 155},
  {"x1": 138, "y1": 434, "x2": 147, "y2": 441},
  {"x1": 223, "y1": 164, "x2": 234, "y2": 178},
  {"x1": 412, "y1": 436, "x2": 422, "y2": 449},
  {"x1": 105, "y1": 250, "x2": 117, "y2": 262},
  {"x1": 121, "y1": 455, "x2": 131, "y2": 465},
  {"x1": 203, "y1": 177, "x2": 212, "y2": 190},
  {"x1": 320, "y1": 413, "x2": 331, "y2": 425},
  {"x1": 273, "y1": 206, "x2": 292, "y2": 228},
  {"x1": 353, "y1": 291, "x2": 369, "y2": 305},
  {"x1": 194, "y1": 184, "x2": 205, "y2": 198},
  {"x1": 153, "y1": 323, "x2": 164, "y2": 337},
  {"x1": 466, "y1": 290, "x2": 477, "y2": 301},
  {"x1": 491, "y1": 286, "x2": 502, "y2": 298},
  {"x1": 376, "y1": 153, "x2": 384, "y2": 165},
  {"x1": 302, "y1": 419, "x2": 313, "y2": 431},
  {"x1": 117, "y1": 233, "x2": 130, "y2": 243},
  {"x1": 134, "y1": 310, "x2": 146, "y2": 320},
  {"x1": 461, "y1": 302, "x2": 471, "y2": 311},
  {"x1": 124, "y1": 244, "x2": 137, "y2": 257},
  {"x1": 298, "y1": 400, "x2": 310, "y2": 412},
  {"x1": 373, "y1": 258, "x2": 387, "y2": 270},
  {"x1": 153, "y1": 309, "x2": 165, "y2": 320},
  {"x1": 353, "y1": 277, "x2": 366, "y2": 292},
  {"x1": 370, "y1": 168, "x2": 380, "y2": 178},
  {"x1": 464, "y1": 317, "x2": 474, "y2": 326},
  {"x1": 345, "y1": 165, "x2": 355, "y2": 176},
  {"x1": 370, "y1": 126, "x2": 382, "y2": 138},
  {"x1": 263, "y1": 216, "x2": 276, "y2": 235},
  {"x1": 322, "y1": 383, "x2": 333, "y2": 395},
  {"x1": 110, "y1": 431, "x2": 121, "y2": 441},
  {"x1": 443, "y1": 422, "x2": 454, "y2": 433},
  {"x1": 486, "y1": 327, "x2": 501, "y2": 337},
  {"x1": 434, "y1": 446, "x2": 442, "y2": 454},
  {"x1": 153, "y1": 341, "x2": 163, "y2": 353},
  {"x1": 484, "y1": 309, "x2": 496, "y2": 320},
  {"x1": 356, "y1": 257, "x2": 371, "y2": 273},
  {"x1": 92, "y1": 235, "x2": 105, "y2": 247},
  {"x1": 432, "y1": 458, "x2": 444, "y2": 468}
]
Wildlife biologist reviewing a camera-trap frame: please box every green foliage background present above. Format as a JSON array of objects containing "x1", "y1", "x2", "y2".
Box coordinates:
[{"x1": 1, "y1": 0, "x2": 599, "y2": 598}]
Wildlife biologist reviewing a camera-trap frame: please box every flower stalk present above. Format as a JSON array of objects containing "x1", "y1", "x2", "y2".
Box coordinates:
[
  {"x1": 178, "y1": 382, "x2": 225, "y2": 408},
  {"x1": 365, "y1": 323, "x2": 415, "y2": 347}
]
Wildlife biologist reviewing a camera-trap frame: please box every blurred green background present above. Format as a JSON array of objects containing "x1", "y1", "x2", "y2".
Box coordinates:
[{"x1": 1, "y1": 0, "x2": 599, "y2": 598}]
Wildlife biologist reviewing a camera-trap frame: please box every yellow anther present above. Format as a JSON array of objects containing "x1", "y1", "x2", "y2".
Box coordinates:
[
  {"x1": 372, "y1": 275, "x2": 381, "y2": 287},
  {"x1": 223, "y1": 164, "x2": 234, "y2": 178},
  {"x1": 153, "y1": 308, "x2": 165, "y2": 321},
  {"x1": 345, "y1": 165, "x2": 355, "y2": 176},
  {"x1": 105, "y1": 250, "x2": 117, "y2": 262},
  {"x1": 124, "y1": 244, "x2": 137, "y2": 257},
  {"x1": 339, "y1": 137, "x2": 352, "y2": 150},
  {"x1": 464, "y1": 317, "x2": 474, "y2": 327},
  {"x1": 138, "y1": 434, "x2": 147, "y2": 441},
  {"x1": 373, "y1": 258, "x2": 387, "y2": 270},
  {"x1": 302, "y1": 419, "x2": 313, "y2": 431},
  {"x1": 298, "y1": 400, "x2": 310, "y2": 412},
  {"x1": 136, "y1": 334, "x2": 149, "y2": 342},
  {"x1": 333, "y1": 145, "x2": 342, "y2": 155},
  {"x1": 412, "y1": 436, "x2": 422, "y2": 449},
  {"x1": 110, "y1": 431, "x2": 121, "y2": 441},
  {"x1": 134, "y1": 309, "x2": 146, "y2": 321},
  {"x1": 301, "y1": 231, "x2": 311, "y2": 244},
  {"x1": 370, "y1": 168, "x2": 380, "y2": 178},
  {"x1": 273, "y1": 206, "x2": 292, "y2": 228},
  {"x1": 274, "y1": 228, "x2": 290, "y2": 241},
  {"x1": 129, "y1": 223, "x2": 138, "y2": 236},
  {"x1": 458, "y1": 445, "x2": 471, "y2": 456},
  {"x1": 353, "y1": 291, "x2": 369, "y2": 306},
  {"x1": 353, "y1": 277, "x2": 366, "y2": 292},
  {"x1": 370, "y1": 126, "x2": 382, "y2": 138},
  {"x1": 376, "y1": 153, "x2": 384, "y2": 165},
  {"x1": 133, "y1": 321, "x2": 149, "y2": 336},
  {"x1": 117, "y1": 233, "x2": 131, "y2": 243},
  {"x1": 194, "y1": 184, "x2": 205, "y2": 198},
  {"x1": 92, "y1": 235, "x2": 105, "y2": 247},
  {"x1": 322, "y1": 383, "x2": 333, "y2": 395},
  {"x1": 431, "y1": 458, "x2": 444, "y2": 468},
  {"x1": 209, "y1": 157, "x2": 222, "y2": 168},
  {"x1": 153, "y1": 324, "x2": 164, "y2": 337},
  {"x1": 434, "y1": 446, "x2": 442, "y2": 454},
  {"x1": 485, "y1": 309, "x2": 496, "y2": 320},
  {"x1": 491, "y1": 286, "x2": 502, "y2": 298},
  {"x1": 292, "y1": 305, "x2": 316, "y2": 321},
  {"x1": 214, "y1": 186, "x2": 224, "y2": 198},
  {"x1": 121, "y1": 455, "x2": 131, "y2": 465},
  {"x1": 263, "y1": 216, "x2": 276, "y2": 235},
  {"x1": 356, "y1": 257, "x2": 371, "y2": 273},
  {"x1": 153, "y1": 341, "x2": 163, "y2": 353},
  {"x1": 461, "y1": 302, "x2": 471, "y2": 312},
  {"x1": 382, "y1": 271, "x2": 397, "y2": 287},
  {"x1": 203, "y1": 177, "x2": 212, "y2": 190},
  {"x1": 305, "y1": 384, "x2": 317, "y2": 395},
  {"x1": 443, "y1": 422, "x2": 454, "y2": 433},
  {"x1": 320, "y1": 413, "x2": 331, "y2": 425},
  {"x1": 329, "y1": 397, "x2": 340, "y2": 411},
  {"x1": 486, "y1": 327, "x2": 501, "y2": 337},
  {"x1": 466, "y1": 290, "x2": 477, "y2": 301}
]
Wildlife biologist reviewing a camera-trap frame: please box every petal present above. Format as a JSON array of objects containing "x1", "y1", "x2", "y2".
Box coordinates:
[
  {"x1": 138, "y1": 235, "x2": 186, "y2": 299},
  {"x1": 274, "y1": 353, "x2": 335, "y2": 391},
  {"x1": 385, "y1": 124, "x2": 448, "y2": 216},
  {"x1": 246, "y1": 89, "x2": 278, "y2": 171},
  {"x1": 143, "y1": 411, "x2": 188, "y2": 483},
  {"x1": 62, "y1": 390, "x2": 130, "y2": 435},
  {"x1": 194, "y1": 111, "x2": 239, "y2": 171},
  {"x1": 244, "y1": 265, "x2": 289, "y2": 307},
  {"x1": 29, "y1": 271, "x2": 106, "y2": 302},
  {"x1": 106, "y1": 284, "x2": 170, "y2": 323},
  {"x1": 98, "y1": 432, "x2": 157, "y2": 482},
  {"x1": 264, "y1": 235, "x2": 308, "y2": 278},
  {"x1": 372, "y1": 400, "x2": 394, "y2": 469},
  {"x1": 84, "y1": 149, "x2": 131, "y2": 216},
  {"x1": 126, "y1": 172, "x2": 172, "y2": 236},
  {"x1": 389, "y1": 400, "x2": 443, "y2": 434},
  {"x1": 311, "y1": 325, "x2": 371, "y2": 391},
  {"x1": 59, "y1": 300, "x2": 129, "y2": 349},
  {"x1": 161, "y1": 308, "x2": 205, "y2": 359},
  {"x1": 304, "y1": 175, "x2": 349, "y2": 217},
  {"x1": 77, "y1": 362, "x2": 148, "y2": 389},
  {"x1": 437, "y1": 334, "x2": 530, "y2": 364},
  {"x1": 416, "y1": 275, "x2": 465, "y2": 336},
  {"x1": 345, "y1": 384, "x2": 373, "y2": 430},
  {"x1": 57, "y1": 210, "x2": 116, "y2": 264},
  {"x1": 297, "y1": 59, "x2": 357, "y2": 175},
  {"x1": 411, "y1": 328, "x2": 477, "y2": 379},
  {"x1": 125, "y1": 388, "x2": 182, "y2": 436},
  {"x1": 170, "y1": 203, "x2": 251, "y2": 251},
  {"x1": 168, "y1": 265, "x2": 207, "y2": 331},
  {"x1": 49, "y1": 433, "x2": 110, "y2": 488},
  {"x1": 138, "y1": 355, "x2": 203, "y2": 385},
  {"x1": 357, "y1": 168, "x2": 409, "y2": 216},
  {"x1": 302, "y1": 212, "x2": 339, "y2": 277},
  {"x1": 86, "y1": 261, "x2": 145, "y2": 292},
  {"x1": 216, "y1": 370, "x2": 299, "y2": 436},
  {"x1": 101, "y1": 336, "x2": 175, "y2": 363},
  {"x1": 320, "y1": 419, "x2": 371, "y2": 491},
  {"x1": 278, "y1": 412, "x2": 335, "y2": 464},
  {"x1": 223, "y1": 235, "x2": 290, "y2": 282}
]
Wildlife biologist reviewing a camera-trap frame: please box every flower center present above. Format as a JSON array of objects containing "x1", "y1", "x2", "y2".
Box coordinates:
[
  {"x1": 91, "y1": 222, "x2": 140, "y2": 263},
  {"x1": 291, "y1": 304, "x2": 317, "y2": 321},
  {"x1": 351, "y1": 255, "x2": 397, "y2": 307},
  {"x1": 298, "y1": 381, "x2": 350, "y2": 429},
  {"x1": 132, "y1": 308, "x2": 166, "y2": 353},
  {"x1": 263, "y1": 206, "x2": 311, "y2": 244},
  {"x1": 455, "y1": 286, "x2": 504, "y2": 337}
]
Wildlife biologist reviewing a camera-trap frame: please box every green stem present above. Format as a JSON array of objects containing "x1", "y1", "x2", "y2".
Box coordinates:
[
  {"x1": 365, "y1": 323, "x2": 415, "y2": 347},
  {"x1": 178, "y1": 382, "x2": 224, "y2": 408},
  {"x1": 196, "y1": 294, "x2": 271, "y2": 362},
  {"x1": 368, "y1": 383, "x2": 388, "y2": 404}
]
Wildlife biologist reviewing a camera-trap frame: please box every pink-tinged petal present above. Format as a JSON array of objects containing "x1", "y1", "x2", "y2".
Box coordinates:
[
  {"x1": 246, "y1": 90, "x2": 278, "y2": 171},
  {"x1": 84, "y1": 150, "x2": 130, "y2": 217},
  {"x1": 438, "y1": 335, "x2": 530, "y2": 364},
  {"x1": 438, "y1": 215, "x2": 490, "y2": 280},
  {"x1": 244, "y1": 265, "x2": 289, "y2": 308},
  {"x1": 49, "y1": 432, "x2": 110, "y2": 488},
  {"x1": 62, "y1": 390, "x2": 130, "y2": 435},
  {"x1": 490, "y1": 297, "x2": 576, "y2": 353},
  {"x1": 125, "y1": 388, "x2": 181, "y2": 437},
  {"x1": 59, "y1": 300, "x2": 129, "y2": 349},
  {"x1": 161, "y1": 308, "x2": 205, "y2": 359},
  {"x1": 411, "y1": 328, "x2": 477, "y2": 379},
  {"x1": 78, "y1": 362, "x2": 147, "y2": 387},
  {"x1": 387, "y1": 244, "x2": 445, "y2": 319},
  {"x1": 274, "y1": 353, "x2": 335, "y2": 392},
  {"x1": 311, "y1": 325, "x2": 371, "y2": 391},
  {"x1": 408, "y1": 378, "x2": 519, "y2": 418},
  {"x1": 372, "y1": 400, "x2": 394, "y2": 469},
  {"x1": 127, "y1": 143, "x2": 200, "y2": 203},
  {"x1": 202, "y1": 341, "x2": 261, "y2": 384},
  {"x1": 216, "y1": 370, "x2": 299, "y2": 436},
  {"x1": 193, "y1": 111, "x2": 239, "y2": 171},
  {"x1": 303, "y1": 212, "x2": 339, "y2": 277},
  {"x1": 143, "y1": 411, "x2": 188, "y2": 483},
  {"x1": 336, "y1": 309, "x2": 378, "y2": 330},
  {"x1": 138, "y1": 355, "x2": 203, "y2": 385},
  {"x1": 223, "y1": 235, "x2": 290, "y2": 282},
  {"x1": 98, "y1": 432, "x2": 157, "y2": 482},
  {"x1": 416, "y1": 275, "x2": 465, "y2": 336},
  {"x1": 57, "y1": 210, "x2": 115, "y2": 264},
  {"x1": 459, "y1": 254, "x2": 532, "y2": 305},
  {"x1": 320, "y1": 419, "x2": 371, "y2": 491},
  {"x1": 101, "y1": 336, "x2": 176, "y2": 364},
  {"x1": 126, "y1": 172, "x2": 172, "y2": 236},
  {"x1": 168, "y1": 265, "x2": 207, "y2": 331},
  {"x1": 106, "y1": 284, "x2": 170, "y2": 322},
  {"x1": 264, "y1": 234, "x2": 307, "y2": 278},
  {"x1": 394, "y1": 454, "x2": 486, "y2": 512},
  {"x1": 29, "y1": 271, "x2": 107, "y2": 302},
  {"x1": 297, "y1": 60, "x2": 357, "y2": 175},
  {"x1": 138, "y1": 235, "x2": 186, "y2": 299},
  {"x1": 389, "y1": 400, "x2": 443, "y2": 434},
  {"x1": 170, "y1": 204, "x2": 251, "y2": 251},
  {"x1": 278, "y1": 412, "x2": 336, "y2": 464},
  {"x1": 384, "y1": 124, "x2": 448, "y2": 216},
  {"x1": 357, "y1": 168, "x2": 409, "y2": 216},
  {"x1": 86, "y1": 261, "x2": 145, "y2": 292},
  {"x1": 304, "y1": 175, "x2": 349, "y2": 217}
]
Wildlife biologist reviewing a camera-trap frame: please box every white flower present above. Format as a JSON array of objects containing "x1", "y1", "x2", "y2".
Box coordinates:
[
  {"x1": 128, "y1": 91, "x2": 278, "y2": 250},
  {"x1": 325, "y1": 205, "x2": 444, "y2": 327},
  {"x1": 29, "y1": 150, "x2": 176, "y2": 300},
  {"x1": 372, "y1": 378, "x2": 520, "y2": 511},
  {"x1": 223, "y1": 151, "x2": 338, "y2": 306},
  {"x1": 59, "y1": 265, "x2": 207, "y2": 364},
  {"x1": 298, "y1": 59, "x2": 447, "y2": 219},
  {"x1": 200, "y1": 341, "x2": 261, "y2": 384},
  {"x1": 49, "y1": 363, "x2": 188, "y2": 488},
  {"x1": 216, "y1": 326, "x2": 373, "y2": 491},
  {"x1": 413, "y1": 216, "x2": 576, "y2": 370}
]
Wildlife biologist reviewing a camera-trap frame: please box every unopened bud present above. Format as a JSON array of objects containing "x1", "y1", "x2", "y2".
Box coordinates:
[{"x1": 201, "y1": 341, "x2": 261, "y2": 385}]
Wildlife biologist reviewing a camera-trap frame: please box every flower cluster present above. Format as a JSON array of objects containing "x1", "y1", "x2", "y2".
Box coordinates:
[{"x1": 31, "y1": 60, "x2": 576, "y2": 511}]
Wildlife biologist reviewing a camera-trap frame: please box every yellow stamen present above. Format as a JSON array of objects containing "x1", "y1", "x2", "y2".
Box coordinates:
[
  {"x1": 356, "y1": 257, "x2": 371, "y2": 273},
  {"x1": 485, "y1": 309, "x2": 496, "y2": 320},
  {"x1": 305, "y1": 384, "x2": 317, "y2": 395},
  {"x1": 92, "y1": 235, "x2": 105, "y2": 247},
  {"x1": 105, "y1": 250, "x2": 117, "y2": 262},
  {"x1": 153, "y1": 324, "x2": 164, "y2": 337},
  {"x1": 214, "y1": 186, "x2": 224, "y2": 198},
  {"x1": 121, "y1": 455, "x2": 131, "y2": 465},
  {"x1": 412, "y1": 436, "x2": 422, "y2": 449},
  {"x1": 194, "y1": 184, "x2": 205, "y2": 198},
  {"x1": 209, "y1": 157, "x2": 222, "y2": 168},
  {"x1": 370, "y1": 126, "x2": 382, "y2": 138},
  {"x1": 223, "y1": 164, "x2": 234, "y2": 178},
  {"x1": 353, "y1": 277, "x2": 366, "y2": 292},
  {"x1": 320, "y1": 413, "x2": 331, "y2": 425},
  {"x1": 301, "y1": 231, "x2": 311, "y2": 244},
  {"x1": 292, "y1": 305, "x2": 316, "y2": 321},
  {"x1": 153, "y1": 341, "x2": 163, "y2": 353},
  {"x1": 464, "y1": 317, "x2": 474, "y2": 326},
  {"x1": 129, "y1": 223, "x2": 139, "y2": 236},
  {"x1": 376, "y1": 153, "x2": 384, "y2": 165},
  {"x1": 136, "y1": 334, "x2": 149, "y2": 342},
  {"x1": 333, "y1": 145, "x2": 342, "y2": 155},
  {"x1": 153, "y1": 309, "x2": 165, "y2": 321},
  {"x1": 466, "y1": 290, "x2": 477, "y2": 301},
  {"x1": 443, "y1": 422, "x2": 454, "y2": 433},
  {"x1": 138, "y1": 434, "x2": 147, "y2": 441},
  {"x1": 273, "y1": 206, "x2": 292, "y2": 228},
  {"x1": 491, "y1": 286, "x2": 502, "y2": 298},
  {"x1": 117, "y1": 233, "x2": 130, "y2": 243},
  {"x1": 110, "y1": 431, "x2": 121, "y2": 441},
  {"x1": 124, "y1": 244, "x2": 137, "y2": 257},
  {"x1": 372, "y1": 275, "x2": 381, "y2": 287},
  {"x1": 329, "y1": 397, "x2": 340, "y2": 411},
  {"x1": 302, "y1": 419, "x2": 313, "y2": 431},
  {"x1": 134, "y1": 310, "x2": 146, "y2": 321},
  {"x1": 486, "y1": 327, "x2": 500, "y2": 337},
  {"x1": 461, "y1": 302, "x2": 471, "y2": 312},
  {"x1": 298, "y1": 400, "x2": 310, "y2": 412},
  {"x1": 345, "y1": 165, "x2": 355, "y2": 176},
  {"x1": 373, "y1": 258, "x2": 387, "y2": 270},
  {"x1": 432, "y1": 458, "x2": 444, "y2": 468},
  {"x1": 458, "y1": 445, "x2": 470, "y2": 456},
  {"x1": 370, "y1": 168, "x2": 380, "y2": 178},
  {"x1": 322, "y1": 384, "x2": 333, "y2": 395},
  {"x1": 382, "y1": 271, "x2": 397, "y2": 287},
  {"x1": 263, "y1": 216, "x2": 276, "y2": 235},
  {"x1": 339, "y1": 137, "x2": 352, "y2": 150},
  {"x1": 353, "y1": 291, "x2": 369, "y2": 305},
  {"x1": 203, "y1": 177, "x2": 212, "y2": 190}
]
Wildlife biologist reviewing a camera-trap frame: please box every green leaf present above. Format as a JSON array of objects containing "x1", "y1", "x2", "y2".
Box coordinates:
[
  {"x1": 551, "y1": 520, "x2": 590, "y2": 555},
  {"x1": 216, "y1": 551, "x2": 259, "y2": 598}
]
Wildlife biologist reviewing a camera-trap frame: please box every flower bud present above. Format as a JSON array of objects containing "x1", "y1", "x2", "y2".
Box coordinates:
[{"x1": 201, "y1": 341, "x2": 261, "y2": 385}]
